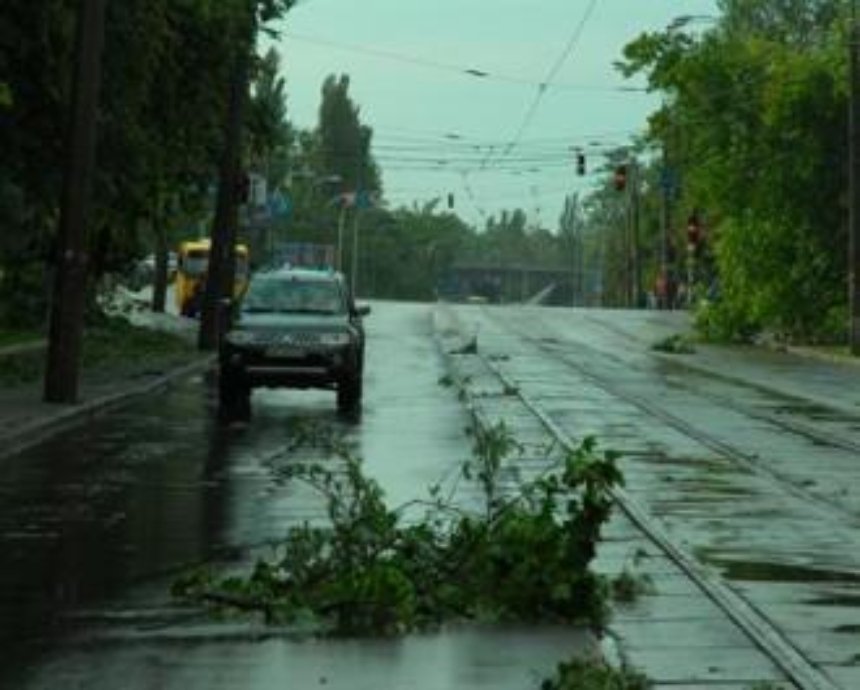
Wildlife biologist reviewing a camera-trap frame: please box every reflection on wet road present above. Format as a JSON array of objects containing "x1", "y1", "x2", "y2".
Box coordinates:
[{"x1": 0, "y1": 303, "x2": 473, "y2": 686}]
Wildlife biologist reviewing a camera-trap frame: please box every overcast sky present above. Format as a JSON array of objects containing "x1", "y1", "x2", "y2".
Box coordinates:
[{"x1": 271, "y1": 0, "x2": 718, "y2": 229}]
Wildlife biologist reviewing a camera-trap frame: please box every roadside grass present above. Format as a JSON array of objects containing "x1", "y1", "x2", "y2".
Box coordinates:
[
  {"x1": 0, "y1": 316, "x2": 196, "y2": 387},
  {"x1": 0, "y1": 329, "x2": 42, "y2": 349},
  {"x1": 81, "y1": 316, "x2": 193, "y2": 368}
]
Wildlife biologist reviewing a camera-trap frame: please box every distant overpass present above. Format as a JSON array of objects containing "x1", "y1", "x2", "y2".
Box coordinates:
[{"x1": 438, "y1": 262, "x2": 601, "y2": 306}]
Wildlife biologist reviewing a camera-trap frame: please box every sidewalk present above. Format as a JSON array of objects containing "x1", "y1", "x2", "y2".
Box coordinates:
[
  {"x1": 579, "y1": 309, "x2": 860, "y2": 414},
  {"x1": 0, "y1": 316, "x2": 213, "y2": 462}
]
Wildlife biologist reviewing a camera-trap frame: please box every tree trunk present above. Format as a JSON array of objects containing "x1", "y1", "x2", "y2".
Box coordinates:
[{"x1": 151, "y1": 216, "x2": 168, "y2": 313}]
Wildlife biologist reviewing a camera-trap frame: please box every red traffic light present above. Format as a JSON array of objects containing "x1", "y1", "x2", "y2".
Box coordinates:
[
  {"x1": 686, "y1": 212, "x2": 701, "y2": 244},
  {"x1": 613, "y1": 164, "x2": 627, "y2": 191}
]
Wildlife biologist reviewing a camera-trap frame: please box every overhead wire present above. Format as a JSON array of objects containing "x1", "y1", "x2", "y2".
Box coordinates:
[
  {"x1": 282, "y1": 30, "x2": 646, "y2": 95},
  {"x1": 482, "y1": 0, "x2": 601, "y2": 170}
]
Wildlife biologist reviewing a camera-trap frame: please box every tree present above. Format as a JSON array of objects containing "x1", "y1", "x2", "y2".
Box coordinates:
[
  {"x1": 198, "y1": 0, "x2": 297, "y2": 350},
  {"x1": 247, "y1": 48, "x2": 294, "y2": 189},
  {"x1": 618, "y1": 3, "x2": 848, "y2": 339},
  {"x1": 318, "y1": 74, "x2": 381, "y2": 195}
]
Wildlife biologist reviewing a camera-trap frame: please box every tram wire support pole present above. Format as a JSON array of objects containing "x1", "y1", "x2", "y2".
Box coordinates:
[
  {"x1": 199, "y1": 3, "x2": 254, "y2": 352},
  {"x1": 850, "y1": 0, "x2": 860, "y2": 354},
  {"x1": 43, "y1": 0, "x2": 107, "y2": 403}
]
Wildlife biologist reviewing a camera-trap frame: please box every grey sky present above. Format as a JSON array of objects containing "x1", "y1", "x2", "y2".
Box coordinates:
[{"x1": 273, "y1": 1, "x2": 718, "y2": 228}]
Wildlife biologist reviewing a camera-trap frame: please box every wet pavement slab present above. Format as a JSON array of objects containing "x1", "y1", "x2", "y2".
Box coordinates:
[
  {"x1": 436, "y1": 305, "x2": 798, "y2": 689},
  {"x1": 441, "y1": 303, "x2": 860, "y2": 689}
]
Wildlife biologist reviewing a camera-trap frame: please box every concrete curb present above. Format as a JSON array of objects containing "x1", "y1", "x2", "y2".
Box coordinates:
[
  {"x1": 0, "y1": 340, "x2": 46, "y2": 358},
  {"x1": 777, "y1": 343, "x2": 860, "y2": 368},
  {"x1": 0, "y1": 355, "x2": 215, "y2": 462}
]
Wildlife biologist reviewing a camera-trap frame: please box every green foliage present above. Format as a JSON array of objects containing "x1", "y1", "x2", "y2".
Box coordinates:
[
  {"x1": 317, "y1": 74, "x2": 380, "y2": 195},
  {"x1": 0, "y1": 262, "x2": 49, "y2": 329},
  {"x1": 0, "y1": 329, "x2": 40, "y2": 348},
  {"x1": 80, "y1": 316, "x2": 194, "y2": 370},
  {"x1": 174, "y1": 428, "x2": 624, "y2": 636},
  {"x1": 616, "y1": 4, "x2": 849, "y2": 341},
  {"x1": 541, "y1": 659, "x2": 651, "y2": 690},
  {"x1": 0, "y1": 348, "x2": 43, "y2": 387},
  {"x1": 610, "y1": 569, "x2": 654, "y2": 604},
  {"x1": 0, "y1": 315, "x2": 193, "y2": 387},
  {"x1": 651, "y1": 333, "x2": 696, "y2": 354},
  {"x1": 0, "y1": 0, "x2": 299, "y2": 318}
]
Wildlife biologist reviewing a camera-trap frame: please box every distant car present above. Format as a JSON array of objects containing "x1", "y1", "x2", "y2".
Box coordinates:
[{"x1": 218, "y1": 268, "x2": 370, "y2": 417}]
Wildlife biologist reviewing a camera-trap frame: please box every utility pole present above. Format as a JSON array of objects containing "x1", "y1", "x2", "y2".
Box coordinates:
[
  {"x1": 627, "y1": 159, "x2": 641, "y2": 308},
  {"x1": 198, "y1": 6, "x2": 254, "y2": 351},
  {"x1": 351, "y1": 210, "x2": 361, "y2": 296},
  {"x1": 44, "y1": 0, "x2": 107, "y2": 403},
  {"x1": 660, "y1": 146, "x2": 671, "y2": 310},
  {"x1": 850, "y1": 0, "x2": 860, "y2": 354},
  {"x1": 336, "y1": 203, "x2": 346, "y2": 271}
]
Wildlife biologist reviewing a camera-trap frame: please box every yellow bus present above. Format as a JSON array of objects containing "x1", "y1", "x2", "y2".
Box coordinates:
[{"x1": 175, "y1": 239, "x2": 250, "y2": 317}]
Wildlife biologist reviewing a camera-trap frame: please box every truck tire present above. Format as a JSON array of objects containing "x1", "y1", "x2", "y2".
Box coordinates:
[
  {"x1": 219, "y1": 371, "x2": 251, "y2": 421},
  {"x1": 337, "y1": 372, "x2": 362, "y2": 413}
]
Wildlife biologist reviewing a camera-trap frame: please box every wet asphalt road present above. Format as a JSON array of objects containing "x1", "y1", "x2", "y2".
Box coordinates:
[
  {"x1": 3, "y1": 302, "x2": 860, "y2": 688},
  {"x1": 0, "y1": 303, "x2": 595, "y2": 690}
]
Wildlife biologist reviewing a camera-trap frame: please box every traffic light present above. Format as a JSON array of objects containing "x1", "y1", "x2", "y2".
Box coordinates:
[
  {"x1": 447, "y1": 192, "x2": 455, "y2": 209},
  {"x1": 613, "y1": 164, "x2": 627, "y2": 191},
  {"x1": 687, "y1": 211, "x2": 703, "y2": 256},
  {"x1": 576, "y1": 152, "x2": 586, "y2": 176}
]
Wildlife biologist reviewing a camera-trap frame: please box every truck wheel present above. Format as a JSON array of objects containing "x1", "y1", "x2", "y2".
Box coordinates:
[
  {"x1": 219, "y1": 372, "x2": 251, "y2": 421},
  {"x1": 337, "y1": 372, "x2": 362, "y2": 413}
]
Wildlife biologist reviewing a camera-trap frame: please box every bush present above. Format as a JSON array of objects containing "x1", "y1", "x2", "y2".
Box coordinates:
[
  {"x1": 0, "y1": 261, "x2": 49, "y2": 330},
  {"x1": 541, "y1": 659, "x2": 651, "y2": 690}
]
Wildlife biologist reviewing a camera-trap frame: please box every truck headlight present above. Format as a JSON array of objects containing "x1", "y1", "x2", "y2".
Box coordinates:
[
  {"x1": 319, "y1": 332, "x2": 351, "y2": 347},
  {"x1": 225, "y1": 330, "x2": 258, "y2": 346}
]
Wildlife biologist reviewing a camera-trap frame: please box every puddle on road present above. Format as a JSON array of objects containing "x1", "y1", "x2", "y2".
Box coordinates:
[
  {"x1": 5, "y1": 623, "x2": 594, "y2": 690},
  {"x1": 630, "y1": 454, "x2": 737, "y2": 474},
  {"x1": 804, "y1": 593, "x2": 860, "y2": 607},
  {"x1": 699, "y1": 556, "x2": 860, "y2": 585},
  {"x1": 769, "y1": 403, "x2": 853, "y2": 423}
]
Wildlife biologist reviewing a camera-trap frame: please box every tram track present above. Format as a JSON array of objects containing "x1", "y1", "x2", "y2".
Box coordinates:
[
  {"x1": 579, "y1": 312, "x2": 860, "y2": 455},
  {"x1": 488, "y1": 310, "x2": 860, "y2": 526},
  {"x1": 442, "y1": 305, "x2": 856, "y2": 690}
]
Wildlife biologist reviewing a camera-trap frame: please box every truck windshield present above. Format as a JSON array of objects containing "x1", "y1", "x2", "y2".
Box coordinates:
[{"x1": 242, "y1": 276, "x2": 345, "y2": 314}]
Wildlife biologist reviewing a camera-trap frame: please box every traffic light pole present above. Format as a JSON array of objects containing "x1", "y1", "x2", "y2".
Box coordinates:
[{"x1": 850, "y1": 2, "x2": 860, "y2": 354}]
